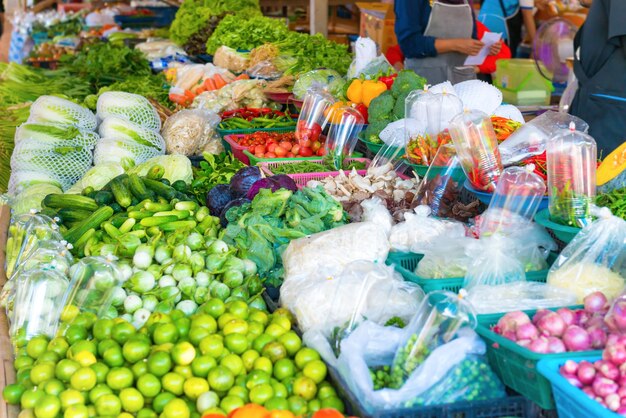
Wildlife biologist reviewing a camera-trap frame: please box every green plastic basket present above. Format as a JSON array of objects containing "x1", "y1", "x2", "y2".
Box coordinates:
[
  {"x1": 358, "y1": 131, "x2": 389, "y2": 154},
  {"x1": 216, "y1": 125, "x2": 295, "y2": 137},
  {"x1": 245, "y1": 150, "x2": 363, "y2": 167},
  {"x1": 385, "y1": 251, "x2": 558, "y2": 294},
  {"x1": 535, "y1": 208, "x2": 581, "y2": 244},
  {"x1": 476, "y1": 307, "x2": 601, "y2": 410}
]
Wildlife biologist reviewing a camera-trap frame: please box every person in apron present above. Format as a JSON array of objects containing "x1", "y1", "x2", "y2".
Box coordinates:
[
  {"x1": 395, "y1": 0, "x2": 495, "y2": 85},
  {"x1": 478, "y1": 0, "x2": 535, "y2": 57},
  {"x1": 569, "y1": 0, "x2": 626, "y2": 156}
]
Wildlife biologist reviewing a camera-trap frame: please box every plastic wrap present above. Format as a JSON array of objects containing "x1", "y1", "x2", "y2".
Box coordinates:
[
  {"x1": 9, "y1": 269, "x2": 69, "y2": 342},
  {"x1": 547, "y1": 123, "x2": 597, "y2": 228},
  {"x1": 415, "y1": 237, "x2": 475, "y2": 279},
  {"x1": 412, "y1": 144, "x2": 472, "y2": 221},
  {"x1": 348, "y1": 54, "x2": 393, "y2": 80},
  {"x1": 498, "y1": 111, "x2": 589, "y2": 165},
  {"x1": 547, "y1": 207, "x2": 626, "y2": 302},
  {"x1": 325, "y1": 106, "x2": 364, "y2": 169},
  {"x1": 347, "y1": 37, "x2": 378, "y2": 78},
  {"x1": 161, "y1": 109, "x2": 220, "y2": 156},
  {"x1": 361, "y1": 197, "x2": 394, "y2": 235},
  {"x1": 390, "y1": 291, "x2": 477, "y2": 388},
  {"x1": 479, "y1": 165, "x2": 547, "y2": 236},
  {"x1": 389, "y1": 206, "x2": 467, "y2": 253},
  {"x1": 463, "y1": 235, "x2": 526, "y2": 289},
  {"x1": 295, "y1": 89, "x2": 335, "y2": 149},
  {"x1": 449, "y1": 110, "x2": 503, "y2": 192},
  {"x1": 466, "y1": 282, "x2": 578, "y2": 314},
  {"x1": 65, "y1": 256, "x2": 123, "y2": 317}
]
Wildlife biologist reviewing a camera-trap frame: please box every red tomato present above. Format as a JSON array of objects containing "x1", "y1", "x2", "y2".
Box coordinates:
[
  {"x1": 275, "y1": 146, "x2": 288, "y2": 157},
  {"x1": 254, "y1": 144, "x2": 266, "y2": 154},
  {"x1": 310, "y1": 123, "x2": 322, "y2": 141},
  {"x1": 316, "y1": 147, "x2": 327, "y2": 156},
  {"x1": 279, "y1": 141, "x2": 292, "y2": 151},
  {"x1": 287, "y1": 152, "x2": 295, "y2": 157},
  {"x1": 298, "y1": 147, "x2": 314, "y2": 157},
  {"x1": 299, "y1": 139, "x2": 312, "y2": 148},
  {"x1": 311, "y1": 141, "x2": 321, "y2": 152},
  {"x1": 267, "y1": 143, "x2": 277, "y2": 153},
  {"x1": 248, "y1": 145, "x2": 256, "y2": 152},
  {"x1": 256, "y1": 153, "x2": 265, "y2": 158},
  {"x1": 291, "y1": 144, "x2": 300, "y2": 155},
  {"x1": 265, "y1": 152, "x2": 277, "y2": 158}
]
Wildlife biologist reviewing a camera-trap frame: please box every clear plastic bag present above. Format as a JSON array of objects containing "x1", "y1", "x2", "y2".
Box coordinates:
[
  {"x1": 246, "y1": 60, "x2": 283, "y2": 80},
  {"x1": 449, "y1": 109, "x2": 503, "y2": 193},
  {"x1": 161, "y1": 109, "x2": 220, "y2": 156},
  {"x1": 390, "y1": 291, "x2": 477, "y2": 388},
  {"x1": 361, "y1": 197, "x2": 394, "y2": 236},
  {"x1": 479, "y1": 165, "x2": 547, "y2": 236},
  {"x1": 325, "y1": 106, "x2": 364, "y2": 169},
  {"x1": 65, "y1": 256, "x2": 123, "y2": 317},
  {"x1": 347, "y1": 37, "x2": 378, "y2": 78},
  {"x1": 547, "y1": 207, "x2": 626, "y2": 302},
  {"x1": 295, "y1": 89, "x2": 335, "y2": 148},
  {"x1": 498, "y1": 111, "x2": 589, "y2": 165},
  {"x1": 412, "y1": 144, "x2": 475, "y2": 221},
  {"x1": 389, "y1": 206, "x2": 467, "y2": 253},
  {"x1": 349, "y1": 54, "x2": 393, "y2": 80},
  {"x1": 415, "y1": 237, "x2": 475, "y2": 279},
  {"x1": 547, "y1": 123, "x2": 597, "y2": 228},
  {"x1": 9, "y1": 269, "x2": 69, "y2": 342},
  {"x1": 463, "y1": 235, "x2": 526, "y2": 289},
  {"x1": 466, "y1": 282, "x2": 578, "y2": 314}
]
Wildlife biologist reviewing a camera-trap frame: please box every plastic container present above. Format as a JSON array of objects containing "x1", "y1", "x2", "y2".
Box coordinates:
[
  {"x1": 246, "y1": 150, "x2": 363, "y2": 167},
  {"x1": 65, "y1": 256, "x2": 123, "y2": 317},
  {"x1": 144, "y1": 6, "x2": 178, "y2": 27},
  {"x1": 113, "y1": 14, "x2": 158, "y2": 28},
  {"x1": 216, "y1": 126, "x2": 295, "y2": 138},
  {"x1": 534, "y1": 208, "x2": 581, "y2": 243},
  {"x1": 479, "y1": 165, "x2": 547, "y2": 236},
  {"x1": 295, "y1": 89, "x2": 335, "y2": 149},
  {"x1": 223, "y1": 134, "x2": 252, "y2": 164},
  {"x1": 476, "y1": 309, "x2": 602, "y2": 410},
  {"x1": 259, "y1": 158, "x2": 370, "y2": 176},
  {"x1": 537, "y1": 356, "x2": 618, "y2": 418},
  {"x1": 387, "y1": 252, "x2": 558, "y2": 293},
  {"x1": 10, "y1": 269, "x2": 69, "y2": 342},
  {"x1": 449, "y1": 110, "x2": 503, "y2": 193},
  {"x1": 390, "y1": 291, "x2": 477, "y2": 388},
  {"x1": 493, "y1": 59, "x2": 555, "y2": 106},
  {"x1": 547, "y1": 124, "x2": 597, "y2": 228},
  {"x1": 413, "y1": 144, "x2": 469, "y2": 220},
  {"x1": 358, "y1": 131, "x2": 386, "y2": 154}
]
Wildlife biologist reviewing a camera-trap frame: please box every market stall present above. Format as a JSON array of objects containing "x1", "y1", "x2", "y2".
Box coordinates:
[{"x1": 0, "y1": 1, "x2": 626, "y2": 418}]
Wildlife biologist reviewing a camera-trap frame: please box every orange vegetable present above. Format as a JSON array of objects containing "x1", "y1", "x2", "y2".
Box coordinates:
[
  {"x1": 235, "y1": 73, "x2": 250, "y2": 81},
  {"x1": 213, "y1": 73, "x2": 227, "y2": 89},
  {"x1": 361, "y1": 80, "x2": 387, "y2": 107},
  {"x1": 204, "y1": 78, "x2": 217, "y2": 91},
  {"x1": 228, "y1": 404, "x2": 268, "y2": 418}
]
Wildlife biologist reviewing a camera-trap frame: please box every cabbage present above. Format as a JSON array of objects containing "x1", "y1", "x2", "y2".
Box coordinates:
[
  {"x1": 292, "y1": 69, "x2": 345, "y2": 99},
  {"x1": 127, "y1": 155, "x2": 193, "y2": 184},
  {"x1": 66, "y1": 163, "x2": 126, "y2": 194},
  {"x1": 12, "y1": 183, "x2": 63, "y2": 215}
]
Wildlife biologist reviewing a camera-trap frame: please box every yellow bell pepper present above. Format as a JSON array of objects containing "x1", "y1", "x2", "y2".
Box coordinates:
[
  {"x1": 346, "y1": 79, "x2": 363, "y2": 104},
  {"x1": 362, "y1": 80, "x2": 388, "y2": 107}
]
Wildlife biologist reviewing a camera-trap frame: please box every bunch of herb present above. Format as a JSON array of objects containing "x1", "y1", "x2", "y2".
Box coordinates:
[{"x1": 190, "y1": 152, "x2": 246, "y2": 204}]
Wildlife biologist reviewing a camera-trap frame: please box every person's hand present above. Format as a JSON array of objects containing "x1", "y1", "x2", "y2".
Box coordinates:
[
  {"x1": 489, "y1": 41, "x2": 502, "y2": 56},
  {"x1": 455, "y1": 39, "x2": 484, "y2": 55}
]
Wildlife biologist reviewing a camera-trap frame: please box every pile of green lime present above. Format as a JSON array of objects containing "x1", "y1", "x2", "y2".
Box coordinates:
[{"x1": 3, "y1": 298, "x2": 344, "y2": 418}]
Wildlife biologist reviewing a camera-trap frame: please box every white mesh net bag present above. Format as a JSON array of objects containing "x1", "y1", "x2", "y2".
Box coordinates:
[
  {"x1": 8, "y1": 170, "x2": 64, "y2": 195},
  {"x1": 98, "y1": 116, "x2": 166, "y2": 152},
  {"x1": 11, "y1": 138, "x2": 94, "y2": 190},
  {"x1": 94, "y1": 137, "x2": 164, "y2": 169},
  {"x1": 27, "y1": 96, "x2": 98, "y2": 131},
  {"x1": 15, "y1": 123, "x2": 100, "y2": 148},
  {"x1": 97, "y1": 92, "x2": 161, "y2": 131}
]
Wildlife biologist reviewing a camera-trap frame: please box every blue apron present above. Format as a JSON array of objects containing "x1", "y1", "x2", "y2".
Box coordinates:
[{"x1": 570, "y1": 17, "x2": 626, "y2": 156}]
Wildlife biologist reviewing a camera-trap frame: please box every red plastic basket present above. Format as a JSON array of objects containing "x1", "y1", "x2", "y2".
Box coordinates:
[{"x1": 223, "y1": 134, "x2": 253, "y2": 164}]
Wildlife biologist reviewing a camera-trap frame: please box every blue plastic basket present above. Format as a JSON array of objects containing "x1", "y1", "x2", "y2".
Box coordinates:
[
  {"x1": 538, "y1": 356, "x2": 620, "y2": 418},
  {"x1": 463, "y1": 179, "x2": 550, "y2": 210}
]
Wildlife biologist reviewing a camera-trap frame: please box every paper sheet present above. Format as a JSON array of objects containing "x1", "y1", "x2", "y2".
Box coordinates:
[{"x1": 463, "y1": 32, "x2": 502, "y2": 66}]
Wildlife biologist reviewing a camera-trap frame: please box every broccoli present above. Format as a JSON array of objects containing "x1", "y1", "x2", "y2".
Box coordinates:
[
  {"x1": 363, "y1": 120, "x2": 389, "y2": 143},
  {"x1": 368, "y1": 90, "x2": 396, "y2": 123},
  {"x1": 393, "y1": 90, "x2": 411, "y2": 120},
  {"x1": 391, "y1": 70, "x2": 427, "y2": 98}
]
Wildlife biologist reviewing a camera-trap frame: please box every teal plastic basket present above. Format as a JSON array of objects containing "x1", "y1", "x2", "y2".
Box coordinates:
[
  {"x1": 477, "y1": 308, "x2": 602, "y2": 410},
  {"x1": 535, "y1": 208, "x2": 582, "y2": 244},
  {"x1": 385, "y1": 252, "x2": 558, "y2": 294},
  {"x1": 538, "y1": 356, "x2": 619, "y2": 418}
]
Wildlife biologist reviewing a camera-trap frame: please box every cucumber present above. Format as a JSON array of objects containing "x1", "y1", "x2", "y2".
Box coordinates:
[
  {"x1": 43, "y1": 194, "x2": 99, "y2": 212},
  {"x1": 64, "y1": 206, "x2": 115, "y2": 245},
  {"x1": 58, "y1": 208, "x2": 92, "y2": 223},
  {"x1": 94, "y1": 191, "x2": 114, "y2": 206},
  {"x1": 171, "y1": 180, "x2": 188, "y2": 193},
  {"x1": 128, "y1": 174, "x2": 153, "y2": 201},
  {"x1": 110, "y1": 178, "x2": 132, "y2": 208},
  {"x1": 143, "y1": 178, "x2": 177, "y2": 200}
]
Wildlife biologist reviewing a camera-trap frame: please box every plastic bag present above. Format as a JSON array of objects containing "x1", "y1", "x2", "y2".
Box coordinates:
[
  {"x1": 349, "y1": 54, "x2": 393, "y2": 80},
  {"x1": 65, "y1": 256, "x2": 123, "y2": 318},
  {"x1": 463, "y1": 235, "x2": 526, "y2": 289},
  {"x1": 389, "y1": 206, "x2": 467, "y2": 253},
  {"x1": 361, "y1": 197, "x2": 394, "y2": 235},
  {"x1": 449, "y1": 109, "x2": 503, "y2": 193},
  {"x1": 162, "y1": 109, "x2": 220, "y2": 156},
  {"x1": 295, "y1": 89, "x2": 335, "y2": 148},
  {"x1": 325, "y1": 106, "x2": 364, "y2": 169},
  {"x1": 390, "y1": 291, "x2": 477, "y2": 388},
  {"x1": 246, "y1": 60, "x2": 283, "y2": 80},
  {"x1": 282, "y1": 222, "x2": 390, "y2": 280},
  {"x1": 415, "y1": 237, "x2": 475, "y2": 279},
  {"x1": 498, "y1": 111, "x2": 589, "y2": 165},
  {"x1": 547, "y1": 207, "x2": 626, "y2": 302},
  {"x1": 10, "y1": 269, "x2": 69, "y2": 342},
  {"x1": 479, "y1": 165, "x2": 547, "y2": 236},
  {"x1": 347, "y1": 37, "x2": 380, "y2": 78},
  {"x1": 466, "y1": 282, "x2": 578, "y2": 314},
  {"x1": 292, "y1": 69, "x2": 345, "y2": 99}
]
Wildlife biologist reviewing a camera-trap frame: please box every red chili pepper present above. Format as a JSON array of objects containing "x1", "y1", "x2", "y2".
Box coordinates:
[{"x1": 378, "y1": 73, "x2": 397, "y2": 89}]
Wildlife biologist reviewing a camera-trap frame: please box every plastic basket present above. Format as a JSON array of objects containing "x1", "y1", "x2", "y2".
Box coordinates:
[
  {"x1": 385, "y1": 252, "x2": 558, "y2": 294},
  {"x1": 223, "y1": 134, "x2": 254, "y2": 164},
  {"x1": 327, "y1": 366, "x2": 537, "y2": 418},
  {"x1": 476, "y1": 308, "x2": 602, "y2": 410},
  {"x1": 216, "y1": 126, "x2": 295, "y2": 138},
  {"x1": 259, "y1": 158, "x2": 371, "y2": 176},
  {"x1": 144, "y1": 6, "x2": 178, "y2": 27},
  {"x1": 246, "y1": 150, "x2": 364, "y2": 167},
  {"x1": 464, "y1": 180, "x2": 550, "y2": 210},
  {"x1": 534, "y1": 208, "x2": 581, "y2": 244},
  {"x1": 538, "y1": 356, "x2": 618, "y2": 418},
  {"x1": 358, "y1": 131, "x2": 385, "y2": 154}
]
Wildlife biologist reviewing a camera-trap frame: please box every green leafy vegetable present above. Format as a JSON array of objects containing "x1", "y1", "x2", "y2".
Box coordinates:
[
  {"x1": 190, "y1": 152, "x2": 246, "y2": 204},
  {"x1": 206, "y1": 14, "x2": 289, "y2": 54}
]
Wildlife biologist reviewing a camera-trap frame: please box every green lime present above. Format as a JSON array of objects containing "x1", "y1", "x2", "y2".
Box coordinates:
[
  {"x1": 59, "y1": 388, "x2": 85, "y2": 410},
  {"x1": 163, "y1": 398, "x2": 190, "y2": 418},
  {"x1": 162, "y1": 372, "x2": 185, "y2": 395},
  {"x1": 26, "y1": 336, "x2": 49, "y2": 359},
  {"x1": 208, "y1": 366, "x2": 234, "y2": 392},
  {"x1": 90, "y1": 362, "x2": 110, "y2": 383},
  {"x1": 137, "y1": 373, "x2": 162, "y2": 398},
  {"x1": 202, "y1": 299, "x2": 226, "y2": 319},
  {"x1": 92, "y1": 318, "x2": 115, "y2": 341},
  {"x1": 88, "y1": 383, "x2": 112, "y2": 404},
  {"x1": 171, "y1": 341, "x2": 196, "y2": 366},
  {"x1": 42, "y1": 378, "x2": 64, "y2": 396},
  {"x1": 191, "y1": 355, "x2": 217, "y2": 378},
  {"x1": 106, "y1": 367, "x2": 134, "y2": 390},
  {"x1": 120, "y1": 387, "x2": 144, "y2": 412},
  {"x1": 265, "y1": 397, "x2": 290, "y2": 411},
  {"x1": 111, "y1": 321, "x2": 136, "y2": 345},
  {"x1": 183, "y1": 377, "x2": 209, "y2": 400},
  {"x1": 219, "y1": 395, "x2": 244, "y2": 414},
  {"x1": 20, "y1": 387, "x2": 44, "y2": 409},
  {"x1": 147, "y1": 351, "x2": 172, "y2": 377},
  {"x1": 321, "y1": 396, "x2": 345, "y2": 413},
  {"x1": 30, "y1": 363, "x2": 55, "y2": 385},
  {"x1": 34, "y1": 394, "x2": 61, "y2": 418},
  {"x1": 153, "y1": 323, "x2": 179, "y2": 345},
  {"x1": 152, "y1": 392, "x2": 176, "y2": 414},
  {"x1": 250, "y1": 383, "x2": 274, "y2": 405},
  {"x1": 288, "y1": 395, "x2": 308, "y2": 415},
  {"x1": 47, "y1": 337, "x2": 70, "y2": 358},
  {"x1": 2, "y1": 383, "x2": 25, "y2": 405},
  {"x1": 55, "y1": 359, "x2": 80, "y2": 383},
  {"x1": 95, "y1": 393, "x2": 122, "y2": 416}
]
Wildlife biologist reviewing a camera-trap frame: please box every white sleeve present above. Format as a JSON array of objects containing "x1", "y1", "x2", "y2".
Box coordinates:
[{"x1": 519, "y1": 0, "x2": 534, "y2": 9}]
